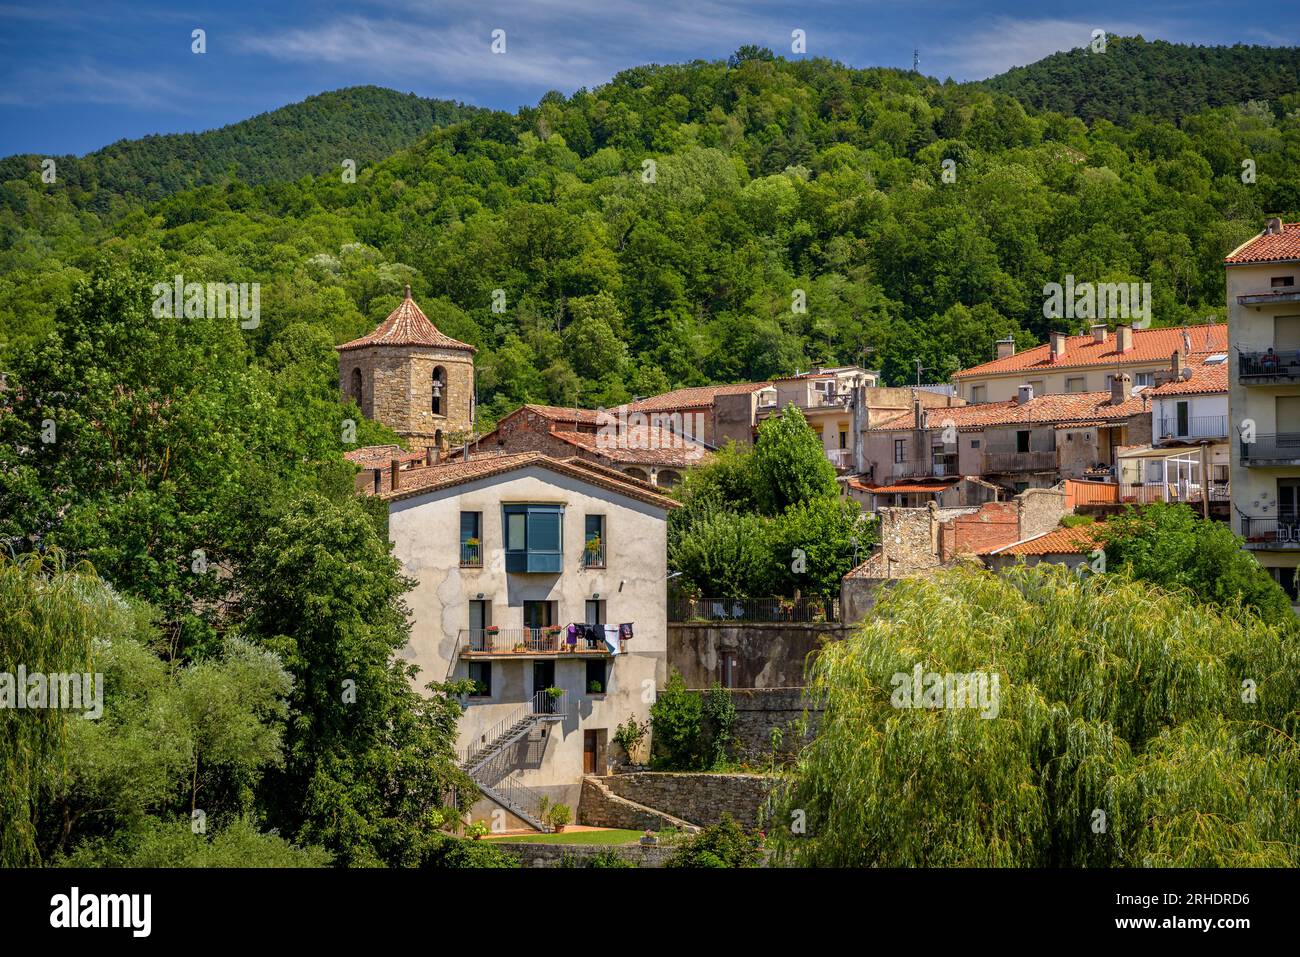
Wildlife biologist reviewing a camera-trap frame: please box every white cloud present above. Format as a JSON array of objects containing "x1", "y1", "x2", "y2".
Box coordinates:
[{"x1": 926, "y1": 17, "x2": 1164, "y2": 79}]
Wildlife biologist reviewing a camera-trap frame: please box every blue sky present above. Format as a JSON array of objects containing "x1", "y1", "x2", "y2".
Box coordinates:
[{"x1": 0, "y1": 0, "x2": 1295, "y2": 158}]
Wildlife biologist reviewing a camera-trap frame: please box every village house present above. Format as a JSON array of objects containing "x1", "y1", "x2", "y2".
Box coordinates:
[
  {"x1": 859, "y1": 380, "x2": 1150, "y2": 498},
  {"x1": 980, "y1": 523, "x2": 1106, "y2": 573},
  {"x1": 1226, "y1": 218, "x2": 1300, "y2": 605},
  {"x1": 1111, "y1": 351, "x2": 1230, "y2": 515},
  {"x1": 460, "y1": 403, "x2": 708, "y2": 488},
  {"x1": 951, "y1": 322, "x2": 1228, "y2": 404}
]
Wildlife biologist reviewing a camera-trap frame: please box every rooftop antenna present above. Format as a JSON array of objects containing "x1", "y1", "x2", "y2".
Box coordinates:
[
  {"x1": 912, "y1": 46, "x2": 920, "y2": 72},
  {"x1": 913, "y1": 358, "x2": 930, "y2": 386}
]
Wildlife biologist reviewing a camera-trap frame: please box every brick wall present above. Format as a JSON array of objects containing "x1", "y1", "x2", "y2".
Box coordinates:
[{"x1": 939, "y1": 501, "x2": 1019, "y2": 560}]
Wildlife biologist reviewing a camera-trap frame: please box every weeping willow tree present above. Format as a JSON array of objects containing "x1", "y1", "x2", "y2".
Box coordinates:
[
  {"x1": 769, "y1": 564, "x2": 1300, "y2": 867},
  {"x1": 1, "y1": 552, "x2": 133, "y2": 866}
]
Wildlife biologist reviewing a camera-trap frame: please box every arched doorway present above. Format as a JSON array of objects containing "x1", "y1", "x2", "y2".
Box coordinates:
[{"x1": 350, "y1": 367, "x2": 363, "y2": 404}]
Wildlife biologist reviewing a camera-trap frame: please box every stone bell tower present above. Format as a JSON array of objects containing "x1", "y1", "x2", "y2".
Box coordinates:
[{"x1": 336, "y1": 286, "x2": 476, "y2": 451}]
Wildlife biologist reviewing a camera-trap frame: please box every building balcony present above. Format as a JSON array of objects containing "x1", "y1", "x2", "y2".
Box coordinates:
[
  {"x1": 1239, "y1": 350, "x2": 1300, "y2": 382},
  {"x1": 582, "y1": 542, "x2": 605, "y2": 568},
  {"x1": 757, "y1": 392, "x2": 853, "y2": 416},
  {"x1": 458, "y1": 627, "x2": 617, "y2": 657},
  {"x1": 1236, "y1": 290, "x2": 1300, "y2": 307},
  {"x1": 1241, "y1": 516, "x2": 1300, "y2": 549},
  {"x1": 1239, "y1": 433, "x2": 1300, "y2": 465},
  {"x1": 981, "y1": 449, "x2": 1058, "y2": 473},
  {"x1": 826, "y1": 448, "x2": 853, "y2": 471},
  {"x1": 1156, "y1": 415, "x2": 1228, "y2": 442},
  {"x1": 460, "y1": 541, "x2": 483, "y2": 567}
]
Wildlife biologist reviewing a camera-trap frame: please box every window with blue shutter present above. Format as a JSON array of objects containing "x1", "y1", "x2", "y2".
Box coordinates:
[{"x1": 503, "y1": 505, "x2": 564, "y2": 572}]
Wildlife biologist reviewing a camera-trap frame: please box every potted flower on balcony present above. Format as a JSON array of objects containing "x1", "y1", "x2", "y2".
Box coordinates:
[
  {"x1": 462, "y1": 537, "x2": 481, "y2": 565},
  {"x1": 588, "y1": 679, "x2": 603, "y2": 694},
  {"x1": 544, "y1": 686, "x2": 564, "y2": 714},
  {"x1": 584, "y1": 534, "x2": 603, "y2": 565},
  {"x1": 546, "y1": 803, "x2": 572, "y2": 833}
]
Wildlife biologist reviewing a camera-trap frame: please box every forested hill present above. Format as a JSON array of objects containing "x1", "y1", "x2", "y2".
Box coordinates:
[
  {"x1": 0, "y1": 86, "x2": 481, "y2": 214},
  {"x1": 984, "y1": 36, "x2": 1300, "y2": 123},
  {"x1": 2, "y1": 51, "x2": 1298, "y2": 418}
]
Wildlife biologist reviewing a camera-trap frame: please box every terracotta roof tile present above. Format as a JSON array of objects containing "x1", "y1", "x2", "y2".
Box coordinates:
[
  {"x1": 1146, "y1": 359, "x2": 1229, "y2": 396},
  {"x1": 951, "y1": 325, "x2": 1226, "y2": 379},
  {"x1": 379, "y1": 451, "x2": 679, "y2": 509},
  {"x1": 983, "y1": 524, "x2": 1104, "y2": 557},
  {"x1": 1224, "y1": 223, "x2": 1300, "y2": 264},
  {"x1": 519, "y1": 404, "x2": 607, "y2": 425},
  {"x1": 548, "y1": 429, "x2": 708, "y2": 468},
  {"x1": 344, "y1": 445, "x2": 426, "y2": 468},
  {"x1": 872, "y1": 391, "x2": 1146, "y2": 431},
  {"x1": 337, "y1": 288, "x2": 476, "y2": 353},
  {"x1": 629, "y1": 382, "x2": 769, "y2": 413}
]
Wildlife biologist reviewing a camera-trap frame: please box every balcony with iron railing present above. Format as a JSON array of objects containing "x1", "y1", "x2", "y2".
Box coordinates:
[
  {"x1": 458, "y1": 626, "x2": 617, "y2": 657},
  {"x1": 1241, "y1": 515, "x2": 1300, "y2": 549},
  {"x1": 460, "y1": 541, "x2": 483, "y2": 567},
  {"x1": 1156, "y1": 415, "x2": 1228, "y2": 441},
  {"x1": 582, "y1": 541, "x2": 605, "y2": 568},
  {"x1": 981, "y1": 448, "x2": 1058, "y2": 473},
  {"x1": 1240, "y1": 433, "x2": 1300, "y2": 465},
  {"x1": 1239, "y1": 349, "x2": 1300, "y2": 381}
]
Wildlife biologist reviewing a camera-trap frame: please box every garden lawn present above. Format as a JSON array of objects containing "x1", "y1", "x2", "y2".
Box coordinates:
[{"x1": 485, "y1": 829, "x2": 645, "y2": 845}]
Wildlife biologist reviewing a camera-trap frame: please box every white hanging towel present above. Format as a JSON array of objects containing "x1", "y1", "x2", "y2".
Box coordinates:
[{"x1": 603, "y1": 624, "x2": 620, "y2": 656}]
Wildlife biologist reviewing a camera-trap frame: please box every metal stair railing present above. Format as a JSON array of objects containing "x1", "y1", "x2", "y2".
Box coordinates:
[
  {"x1": 478, "y1": 772, "x2": 551, "y2": 832},
  {"x1": 459, "y1": 691, "x2": 570, "y2": 773}
]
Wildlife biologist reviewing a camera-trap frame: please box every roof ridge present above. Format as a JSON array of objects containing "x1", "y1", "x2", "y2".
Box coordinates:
[{"x1": 336, "y1": 291, "x2": 476, "y2": 353}]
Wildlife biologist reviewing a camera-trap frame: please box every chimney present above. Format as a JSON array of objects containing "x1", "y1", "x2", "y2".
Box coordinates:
[
  {"x1": 1171, "y1": 350, "x2": 1185, "y2": 381},
  {"x1": 1116, "y1": 324, "x2": 1133, "y2": 353},
  {"x1": 1017, "y1": 384, "x2": 1034, "y2": 404},
  {"x1": 390, "y1": 458, "x2": 401, "y2": 491},
  {"x1": 1049, "y1": 332, "x2": 1067, "y2": 361},
  {"x1": 913, "y1": 396, "x2": 925, "y2": 430},
  {"x1": 996, "y1": 337, "x2": 1016, "y2": 360},
  {"x1": 1091, "y1": 324, "x2": 1108, "y2": 345},
  {"x1": 1266, "y1": 217, "x2": 1284, "y2": 235},
  {"x1": 1110, "y1": 372, "x2": 1132, "y2": 405}
]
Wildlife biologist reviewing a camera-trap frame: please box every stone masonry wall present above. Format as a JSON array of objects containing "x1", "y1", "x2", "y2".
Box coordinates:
[
  {"x1": 579, "y1": 776, "x2": 694, "y2": 831},
  {"x1": 700, "y1": 687, "x2": 823, "y2": 762},
  {"x1": 603, "y1": 772, "x2": 776, "y2": 828},
  {"x1": 668, "y1": 622, "x2": 847, "y2": 689}
]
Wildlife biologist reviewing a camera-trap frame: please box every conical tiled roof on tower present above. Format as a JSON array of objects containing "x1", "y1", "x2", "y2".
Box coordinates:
[{"x1": 336, "y1": 286, "x2": 476, "y2": 353}]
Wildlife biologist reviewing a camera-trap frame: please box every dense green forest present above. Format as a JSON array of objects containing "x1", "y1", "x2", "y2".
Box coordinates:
[
  {"x1": 986, "y1": 36, "x2": 1300, "y2": 123},
  {"x1": 3, "y1": 46, "x2": 1297, "y2": 419},
  {"x1": 0, "y1": 86, "x2": 478, "y2": 215}
]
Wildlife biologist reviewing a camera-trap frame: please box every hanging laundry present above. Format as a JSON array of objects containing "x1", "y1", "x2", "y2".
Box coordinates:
[
  {"x1": 618, "y1": 622, "x2": 633, "y2": 641},
  {"x1": 603, "y1": 623, "x2": 620, "y2": 656},
  {"x1": 566, "y1": 623, "x2": 579, "y2": 648}
]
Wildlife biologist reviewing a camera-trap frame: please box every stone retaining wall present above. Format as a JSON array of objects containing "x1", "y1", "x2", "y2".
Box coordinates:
[
  {"x1": 706, "y1": 687, "x2": 823, "y2": 762},
  {"x1": 603, "y1": 772, "x2": 775, "y2": 828},
  {"x1": 668, "y1": 622, "x2": 847, "y2": 689},
  {"x1": 578, "y1": 775, "x2": 694, "y2": 831}
]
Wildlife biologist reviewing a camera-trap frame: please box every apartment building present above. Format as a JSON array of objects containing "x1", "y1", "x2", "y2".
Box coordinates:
[
  {"x1": 1226, "y1": 218, "x2": 1300, "y2": 604},
  {"x1": 1113, "y1": 352, "x2": 1229, "y2": 513},
  {"x1": 952, "y1": 322, "x2": 1227, "y2": 404},
  {"x1": 377, "y1": 451, "x2": 676, "y2": 829}
]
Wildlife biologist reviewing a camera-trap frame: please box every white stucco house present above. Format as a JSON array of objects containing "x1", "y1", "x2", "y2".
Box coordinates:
[{"x1": 376, "y1": 450, "x2": 677, "y2": 830}]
